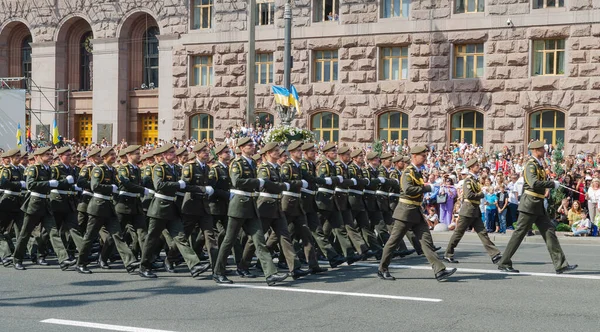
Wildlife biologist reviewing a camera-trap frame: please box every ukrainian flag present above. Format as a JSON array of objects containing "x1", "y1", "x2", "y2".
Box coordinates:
[
  {"x1": 16, "y1": 123, "x2": 22, "y2": 148},
  {"x1": 52, "y1": 118, "x2": 60, "y2": 145},
  {"x1": 271, "y1": 86, "x2": 290, "y2": 107},
  {"x1": 289, "y1": 85, "x2": 301, "y2": 116}
]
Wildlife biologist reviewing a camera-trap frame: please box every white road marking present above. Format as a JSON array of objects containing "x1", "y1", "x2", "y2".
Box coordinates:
[
  {"x1": 217, "y1": 283, "x2": 442, "y2": 302},
  {"x1": 353, "y1": 262, "x2": 600, "y2": 280},
  {"x1": 41, "y1": 319, "x2": 177, "y2": 332}
]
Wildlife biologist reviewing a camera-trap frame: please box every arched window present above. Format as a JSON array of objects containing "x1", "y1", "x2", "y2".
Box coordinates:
[
  {"x1": 379, "y1": 111, "x2": 408, "y2": 142},
  {"x1": 143, "y1": 27, "x2": 159, "y2": 88},
  {"x1": 311, "y1": 111, "x2": 339, "y2": 143},
  {"x1": 255, "y1": 112, "x2": 274, "y2": 127},
  {"x1": 529, "y1": 110, "x2": 565, "y2": 146},
  {"x1": 451, "y1": 110, "x2": 484, "y2": 146},
  {"x1": 80, "y1": 32, "x2": 93, "y2": 91},
  {"x1": 21, "y1": 35, "x2": 32, "y2": 90},
  {"x1": 190, "y1": 113, "x2": 213, "y2": 141}
]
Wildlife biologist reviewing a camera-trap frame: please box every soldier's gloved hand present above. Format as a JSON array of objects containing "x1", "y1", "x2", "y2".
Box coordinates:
[
  {"x1": 20, "y1": 181, "x2": 26, "y2": 189},
  {"x1": 229, "y1": 192, "x2": 234, "y2": 200},
  {"x1": 324, "y1": 177, "x2": 333, "y2": 185},
  {"x1": 378, "y1": 177, "x2": 386, "y2": 184},
  {"x1": 49, "y1": 180, "x2": 59, "y2": 188},
  {"x1": 301, "y1": 180, "x2": 309, "y2": 189},
  {"x1": 112, "y1": 184, "x2": 118, "y2": 193},
  {"x1": 337, "y1": 175, "x2": 344, "y2": 183},
  {"x1": 143, "y1": 188, "x2": 150, "y2": 196},
  {"x1": 178, "y1": 180, "x2": 186, "y2": 189},
  {"x1": 258, "y1": 178, "x2": 265, "y2": 189},
  {"x1": 351, "y1": 178, "x2": 357, "y2": 186},
  {"x1": 74, "y1": 185, "x2": 82, "y2": 191},
  {"x1": 554, "y1": 180, "x2": 560, "y2": 189},
  {"x1": 284, "y1": 182, "x2": 290, "y2": 191},
  {"x1": 205, "y1": 186, "x2": 214, "y2": 196},
  {"x1": 66, "y1": 175, "x2": 74, "y2": 184}
]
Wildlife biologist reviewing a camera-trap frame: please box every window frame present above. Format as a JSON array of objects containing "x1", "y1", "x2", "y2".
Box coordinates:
[
  {"x1": 191, "y1": 0, "x2": 213, "y2": 30},
  {"x1": 454, "y1": 0, "x2": 485, "y2": 14},
  {"x1": 255, "y1": 53, "x2": 274, "y2": 84},
  {"x1": 311, "y1": 111, "x2": 339, "y2": 143},
  {"x1": 21, "y1": 35, "x2": 32, "y2": 91},
  {"x1": 453, "y1": 43, "x2": 484, "y2": 79},
  {"x1": 142, "y1": 26, "x2": 159, "y2": 88},
  {"x1": 190, "y1": 113, "x2": 214, "y2": 141},
  {"x1": 79, "y1": 31, "x2": 93, "y2": 91},
  {"x1": 313, "y1": 0, "x2": 340, "y2": 22},
  {"x1": 532, "y1": 39, "x2": 566, "y2": 77},
  {"x1": 378, "y1": 111, "x2": 409, "y2": 143},
  {"x1": 450, "y1": 110, "x2": 484, "y2": 146},
  {"x1": 313, "y1": 50, "x2": 339, "y2": 83},
  {"x1": 381, "y1": 0, "x2": 410, "y2": 18},
  {"x1": 379, "y1": 46, "x2": 409, "y2": 81},
  {"x1": 256, "y1": 0, "x2": 275, "y2": 26},
  {"x1": 528, "y1": 109, "x2": 565, "y2": 147},
  {"x1": 190, "y1": 55, "x2": 214, "y2": 86},
  {"x1": 532, "y1": 0, "x2": 564, "y2": 9}
]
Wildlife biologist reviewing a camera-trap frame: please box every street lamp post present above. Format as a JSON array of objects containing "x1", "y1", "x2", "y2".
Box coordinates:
[
  {"x1": 247, "y1": 0, "x2": 257, "y2": 126},
  {"x1": 278, "y1": 0, "x2": 295, "y2": 126}
]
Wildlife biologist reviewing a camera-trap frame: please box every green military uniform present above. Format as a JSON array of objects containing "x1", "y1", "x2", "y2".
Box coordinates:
[
  {"x1": 498, "y1": 141, "x2": 572, "y2": 273},
  {"x1": 445, "y1": 159, "x2": 501, "y2": 262},
  {"x1": 376, "y1": 158, "x2": 396, "y2": 231},
  {"x1": 0, "y1": 149, "x2": 25, "y2": 265}
]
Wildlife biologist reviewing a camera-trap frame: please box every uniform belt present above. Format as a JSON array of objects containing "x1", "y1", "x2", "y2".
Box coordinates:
[
  {"x1": 464, "y1": 199, "x2": 480, "y2": 204},
  {"x1": 259, "y1": 192, "x2": 281, "y2": 199},
  {"x1": 376, "y1": 190, "x2": 389, "y2": 196},
  {"x1": 282, "y1": 191, "x2": 301, "y2": 198},
  {"x1": 50, "y1": 189, "x2": 76, "y2": 195},
  {"x1": 348, "y1": 189, "x2": 364, "y2": 195},
  {"x1": 399, "y1": 198, "x2": 421, "y2": 206},
  {"x1": 154, "y1": 193, "x2": 176, "y2": 201},
  {"x1": 301, "y1": 188, "x2": 316, "y2": 195},
  {"x1": 334, "y1": 188, "x2": 348, "y2": 193},
  {"x1": 93, "y1": 193, "x2": 112, "y2": 200},
  {"x1": 147, "y1": 189, "x2": 156, "y2": 195},
  {"x1": 363, "y1": 190, "x2": 376, "y2": 195},
  {"x1": 119, "y1": 191, "x2": 140, "y2": 198},
  {"x1": 230, "y1": 189, "x2": 257, "y2": 197},
  {"x1": 389, "y1": 193, "x2": 401, "y2": 198},
  {"x1": 2, "y1": 190, "x2": 21, "y2": 196},
  {"x1": 82, "y1": 190, "x2": 93, "y2": 197},
  {"x1": 524, "y1": 190, "x2": 545, "y2": 199},
  {"x1": 175, "y1": 192, "x2": 185, "y2": 197},
  {"x1": 317, "y1": 188, "x2": 334, "y2": 194},
  {"x1": 29, "y1": 192, "x2": 47, "y2": 198}
]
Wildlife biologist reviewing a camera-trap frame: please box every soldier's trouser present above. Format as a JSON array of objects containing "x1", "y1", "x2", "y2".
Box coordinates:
[
  {"x1": 77, "y1": 215, "x2": 136, "y2": 268},
  {"x1": 305, "y1": 211, "x2": 340, "y2": 261},
  {"x1": 11, "y1": 215, "x2": 44, "y2": 258},
  {"x1": 182, "y1": 214, "x2": 218, "y2": 269},
  {"x1": 214, "y1": 214, "x2": 242, "y2": 264},
  {"x1": 214, "y1": 216, "x2": 277, "y2": 278},
  {"x1": 379, "y1": 217, "x2": 446, "y2": 275},
  {"x1": 53, "y1": 210, "x2": 83, "y2": 255},
  {"x1": 0, "y1": 211, "x2": 21, "y2": 259},
  {"x1": 383, "y1": 219, "x2": 422, "y2": 253},
  {"x1": 242, "y1": 216, "x2": 300, "y2": 272},
  {"x1": 340, "y1": 209, "x2": 368, "y2": 255},
  {"x1": 318, "y1": 209, "x2": 357, "y2": 258},
  {"x1": 116, "y1": 213, "x2": 148, "y2": 258},
  {"x1": 359, "y1": 210, "x2": 383, "y2": 251},
  {"x1": 498, "y1": 211, "x2": 567, "y2": 270},
  {"x1": 141, "y1": 217, "x2": 200, "y2": 270},
  {"x1": 13, "y1": 213, "x2": 68, "y2": 263},
  {"x1": 285, "y1": 214, "x2": 320, "y2": 269},
  {"x1": 445, "y1": 216, "x2": 501, "y2": 259}
]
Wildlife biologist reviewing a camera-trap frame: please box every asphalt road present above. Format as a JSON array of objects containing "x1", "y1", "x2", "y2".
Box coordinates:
[{"x1": 1, "y1": 238, "x2": 599, "y2": 332}]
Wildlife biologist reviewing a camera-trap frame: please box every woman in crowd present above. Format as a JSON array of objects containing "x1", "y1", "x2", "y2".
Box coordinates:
[
  {"x1": 567, "y1": 200, "x2": 584, "y2": 227},
  {"x1": 438, "y1": 177, "x2": 457, "y2": 226},
  {"x1": 586, "y1": 178, "x2": 600, "y2": 223}
]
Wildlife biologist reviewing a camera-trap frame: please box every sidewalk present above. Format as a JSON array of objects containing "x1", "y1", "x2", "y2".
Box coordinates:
[{"x1": 431, "y1": 230, "x2": 599, "y2": 245}]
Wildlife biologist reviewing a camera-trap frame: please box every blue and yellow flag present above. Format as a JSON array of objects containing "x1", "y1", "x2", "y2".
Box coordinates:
[
  {"x1": 52, "y1": 119, "x2": 60, "y2": 145},
  {"x1": 271, "y1": 86, "x2": 290, "y2": 107},
  {"x1": 289, "y1": 85, "x2": 301, "y2": 116},
  {"x1": 16, "y1": 123, "x2": 22, "y2": 147}
]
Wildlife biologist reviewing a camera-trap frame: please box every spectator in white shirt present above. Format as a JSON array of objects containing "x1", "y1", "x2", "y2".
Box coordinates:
[{"x1": 586, "y1": 178, "x2": 600, "y2": 223}]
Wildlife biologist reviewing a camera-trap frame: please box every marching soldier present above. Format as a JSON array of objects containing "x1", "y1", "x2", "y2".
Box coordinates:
[
  {"x1": 12, "y1": 146, "x2": 76, "y2": 271},
  {"x1": 0, "y1": 149, "x2": 26, "y2": 266},
  {"x1": 138, "y1": 144, "x2": 209, "y2": 279},
  {"x1": 497, "y1": 140, "x2": 577, "y2": 274},
  {"x1": 213, "y1": 137, "x2": 289, "y2": 285},
  {"x1": 444, "y1": 158, "x2": 502, "y2": 264},
  {"x1": 378, "y1": 145, "x2": 456, "y2": 281},
  {"x1": 376, "y1": 153, "x2": 396, "y2": 238},
  {"x1": 389, "y1": 155, "x2": 419, "y2": 257}
]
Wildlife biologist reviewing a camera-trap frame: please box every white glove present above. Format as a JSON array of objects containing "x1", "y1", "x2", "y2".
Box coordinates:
[
  {"x1": 258, "y1": 178, "x2": 265, "y2": 189},
  {"x1": 66, "y1": 175, "x2": 74, "y2": 184},
  {"x1": 378, "y1": 177, "x2": 386, "y2": 184},
  {"x1": 205, "y1": 186, "x2": 214, "y2": 196},
  {"x1": 112, "y1": 184, "x2": 118, "y2": 193},
  {"x1": 144, "y1": 188, "x2": 150, "y2": 196},
  {"x1": 49, "y1": 180, "x2": 59, "y2": 188},
  {"x1": 351, "y1": 178, "x2": 357, "y2": 186},
  {"x1": 364, "y1": 178, "x2": 370, "y2": 186},
  {"x1": 325, "y1": 177, "x2": 333, "y2": 185},
  {"x1": 178, "y1": 180, "x2": 186, "y2": 189},
  {"x1": 284, "y1": 182, "x2": 290, "y2": 191},
  {"x1": 301, "y1": 180, "x2": 308, "y2": 189},
  {"x1": 74, "y1": 185, "x2": 82, "y2": 191},
  {"x1": 554, "y1": 181, "x2": 560, "y2": 189},
  {"x1": 337, "y1": 175, "x2": 343, "y2": 182},
  {"x1": 229, "y1": 192, "x2": 234, "y2": 200},
  {"x1": 394, "y1": 178, "x2": 399, "y2": 184},
  {"x1": 20, "y1": 181, "x2": 26, "y2": 189}
]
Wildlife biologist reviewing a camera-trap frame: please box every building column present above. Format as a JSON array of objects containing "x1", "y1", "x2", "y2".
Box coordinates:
[
  {"x1": 29, "y1": 41, "x2": 57, "y2": 140},
  {"x1": 157, "y1": 34, "x2": 178, "y2": 141},
  {"x1": 91, "y1": 38, "x2": 127, "y2": 144}
]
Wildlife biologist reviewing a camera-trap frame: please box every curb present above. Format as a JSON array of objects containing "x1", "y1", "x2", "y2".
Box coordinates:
[{"x1": 431, "y1": 230, "x2": 598, "y2": 245}]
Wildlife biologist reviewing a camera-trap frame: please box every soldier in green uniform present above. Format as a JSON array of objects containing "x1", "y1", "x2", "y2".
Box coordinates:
[
  {"x1": 75, "y1": 147, "x2": 139, "y2": 274},
  {"x1": 497, "y1": 140, "x2": 577, "y2": 274},
  {"x1": 388, "y1": 155, "x2": 418, "y2": 257},
  {"x1": 180, "y1": 142, "x2": 216, "y2": 272},
  {"x1": 115, "y1": 145, "x2": 150, "y2": 262},
  {"x1": 376, "y1": 153, "x2": 397, "y2": 239},
  {"x1": 444, "y1": 158, "x2": 502, "y2": 264},
  {"x1": 138, "y1": 144, "x2": 209, "y2": 279},
  {"x1": 0, "y1": 149, "x2": 26, "y2": 266},
  {"x1": 213, "y1": 137, "x2": 290, "y2": 285},
  {"x1": 358, "y1": 151, "x2": 389, "y2": 256},
  {"x1": 378, "y1": 145, "x2": 456, "y2": 281},
  {"x1": 49, "y1": 147, "x2": 84, "y2": 263},
  {"x1": 300, "y1": 143, "x2": 346, "y2": 268},
  {"x1": 12, "y1": 147, "x2": 76, "y2": 271}
]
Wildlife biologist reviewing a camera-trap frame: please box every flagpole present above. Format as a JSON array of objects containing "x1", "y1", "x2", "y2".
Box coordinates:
[{"x1": 281, "y1": 0, "x2": 293, "y2": 126}]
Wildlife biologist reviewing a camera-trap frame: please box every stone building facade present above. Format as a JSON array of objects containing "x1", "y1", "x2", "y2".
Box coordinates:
[{"x1": 1, "y1": 0, "x2": 600, "y2": 153}]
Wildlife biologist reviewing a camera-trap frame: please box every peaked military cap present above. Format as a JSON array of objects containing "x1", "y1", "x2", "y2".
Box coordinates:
[
  {"x1": 88, "y1": 148, "x2": 101, "y2": 157},
  {"x1": 466, "y1": 158, "x2": 479, "y2": 168},
  {"x1": 380, "y1": 153, "x2": 393, "y2": 160},
  {"x1": 208, "y1": 154, "x2": 215, "y2": 163},
  {"x1": 252, "y1": 153, "x2": 262, "y2": 161},
  {"x1": 192, "y1": 143, "x2": 207, "y2": 152},
  {"x1": 118, "y1": 149, "x2": 127, "y2": 157},
  {"x1": 33, "y1": 146, "x2": 52, "y2": 156},
  {"x1": 155, "y1": 143, "x2": 175, "y2": 155},
  {"x1": 124, "y1": 145, "x2": 141, "y2": 155},
  {"x1": 366, "y1": 152, "x2": 380, "y2": 160},
  {"x1": 175, "y1": 147, "x2": 188, "y2": 156},
  {"x1": 402, "y1": 156, "x2": 410, "y2": 163},
  {"x1": 1, "y1": 148, "x2": 20, "y2": 158},
  {"x1": 301, "y1": 143, "x2": 315, "y2": 151},
  {"x1": 392, "y1": 155, "x2": 403, "y2": 163},
  {"x1": 351, "y1": 149, "x2": 363, "y2": 158},
  {"x1": 528, "y1": 140, "x2": 545, "y2": 150},
  {"x1": 56, "y1": 147, "x2": 71, "y2": 155},
  {"x1": 410, "y1": 145, "x2": 429, "y2": 154},
  {"x1": 261, "y1": 142, "x2": 279, "y2": 155},
  {"x1": 338, "y1": 146, "x2": 351, "y2": 155},
  {"x1": 287, "y1": 141, "x2": 303, "y2": 152},
  {"x1": 214, "y1": 143, "x2": 228, "y2": 155},
  {"x1": 100, "y1": 147, "x2": 114, "y2": 157},
  {"x1": 234, "y1": 147, "x2": 242, "y2": 154},
  {"x1": 237, "y1": 137, "x2": 254, "y2": 147},
  {"x1": 322, "y1": 143, "x2": 336, "y2": 152},
  {"x1": 28, "y1": 154, "x2": 35, "y2": 160}
]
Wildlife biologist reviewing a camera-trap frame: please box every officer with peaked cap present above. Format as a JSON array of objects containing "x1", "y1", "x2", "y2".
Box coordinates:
[
  {"x1": 359, "y1": 151, "x2": 387, "y2": 256},
  {"x1": 0, "y1": 149, "x2": 25, "y2": 266}
]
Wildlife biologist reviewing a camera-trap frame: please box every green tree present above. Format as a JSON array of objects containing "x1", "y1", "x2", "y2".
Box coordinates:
[{"x1": 372, "y1": 140, "x2": 383, "y2": 154}]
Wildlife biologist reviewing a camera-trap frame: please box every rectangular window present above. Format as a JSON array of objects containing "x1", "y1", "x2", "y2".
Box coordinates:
[
  {"x1": 191, "y1": 56, "x2": 213, "y2": 86},
  {"x1": 382, "y1": 0, "x2": 410, "y2": 18},
  {"x1": 192, "y1": 0, "x2": 213, "y2": 30},
  {"x1": 255, "y1": 53, "x2": 274, "y2": 84},
  {"x1": 455, "y1": 0, "x2": 485, "y2": 13},
  {"x1": 256, "y1": 0, "x2": 275, "y2": 26},
  {"x1": 454, "y1": 44, "x2": 484, "y2": 79},
  {"x1": 314, "y1": 0, "x2": 339, "y2": 22},
  {"x1": 532, "y1": 0, "x2": 564, "y2": 8},
  {"x1": 380, "y1": 46, "x2": 409, "y2": 80},
  {"x1": 313, "y1": 50, "x2": 338, "y2": 82},
  {"x1": 532, "y1": 39, "x2": 565, "y2": 76}
]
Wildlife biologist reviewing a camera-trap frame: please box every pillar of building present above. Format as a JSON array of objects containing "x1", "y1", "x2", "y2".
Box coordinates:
[{"x1": 157, "y1": 34, "x2": 178, "y2": 141}]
